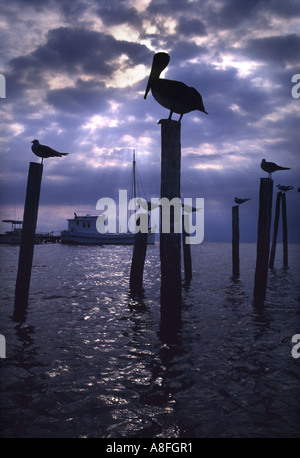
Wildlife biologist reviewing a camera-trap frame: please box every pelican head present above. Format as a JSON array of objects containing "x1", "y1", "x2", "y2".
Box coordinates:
[{"x1": 144, "y1": 52, "x2": 170, "y2": 99}]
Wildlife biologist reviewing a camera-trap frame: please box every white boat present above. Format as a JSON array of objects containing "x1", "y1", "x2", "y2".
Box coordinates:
[
  {"x1": 60, "y1": 214, "x2": 155, "y2": 245},
  {"x1": 60, "y1": 151, "x2": 156, "y2": 245}
]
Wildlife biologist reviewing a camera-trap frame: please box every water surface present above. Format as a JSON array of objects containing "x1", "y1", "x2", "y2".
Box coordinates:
[{"x1": 0, "y1": 243, "x2": 299, "y2": 437}]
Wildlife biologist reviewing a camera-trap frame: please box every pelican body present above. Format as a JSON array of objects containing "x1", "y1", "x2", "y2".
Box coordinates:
[
  {"x1": 144, "y1": 52, "x2": 208, "y2": 121},
  {"x1": 31, "y1": 139, "x2": 68, "y2": 164},
  {"x1": 260, "y1": 159, "x2": 290, "y2": 179}
]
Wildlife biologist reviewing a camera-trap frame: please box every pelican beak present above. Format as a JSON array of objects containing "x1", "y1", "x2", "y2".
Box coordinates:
[
  {"x1": 144, "y1": 53, "x2": 169, "y2": 99},
  {"x1": 144, "y1": 73, "x2": 153, "y2": 99}
]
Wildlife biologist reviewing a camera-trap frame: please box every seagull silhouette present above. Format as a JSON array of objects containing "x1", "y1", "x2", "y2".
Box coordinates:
[
  {"x1": 275, "y1": 184, "x2": 294, "y2": 192},
  {"x1": 136, "y1": 199, "x2": 201, "y2": 213},
  {"x1": 260, "y1": 159, "x2": 290, "y2": 179},
  {"x1": 31, "y1": 139, "x2": 68, "y2": 164},
  {"x1": 144, "y1": 52, "x2": 208, "y2": 122},
  {"x1": 136, "y1": 199, "x2": 160, "y2": 211},
  {"x1": 234, "y1": 197, "x2": 251, "y2": 205}
]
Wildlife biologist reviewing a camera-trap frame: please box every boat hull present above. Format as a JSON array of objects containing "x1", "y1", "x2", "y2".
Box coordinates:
[
  {"x1": 0, "y1": 233, "x2": 43, "y2": 245},
  {"x1": 60, "y1": 231, "x2": 156, "y2": 245},
  {"x1": 0, "y1": 234, "x2": 22, "y2": 244}
]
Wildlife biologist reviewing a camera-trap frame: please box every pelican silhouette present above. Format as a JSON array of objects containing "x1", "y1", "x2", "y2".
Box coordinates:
[
  {"x1": 260, "y1": 159, "x2": 290, "y2": 179},
  {"x1": 144, "y1": 52, "x2": 208, "y2": 122}
]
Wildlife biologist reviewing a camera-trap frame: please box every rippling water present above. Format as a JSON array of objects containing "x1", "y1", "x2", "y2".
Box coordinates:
[{"x1": 0, "y1": 243, "x2": 299, "y2": 438}]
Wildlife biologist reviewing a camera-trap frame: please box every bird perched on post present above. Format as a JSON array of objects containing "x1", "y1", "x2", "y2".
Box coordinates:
[
  {"x1": 260, "y1": 159, "x2": 290, "y2": 179},
  {"x1": 31, "y1": 139, "x2": 68, "y2": 164},
  {"x1": 144, "y1": 52, "x2": 208, "y2": 122},
  {"x1": 234, "y1": 197, "x2": 251, "y2": 205},
  {"x1": 275, "y1": 184, "x2": 294, "y2": 192}
]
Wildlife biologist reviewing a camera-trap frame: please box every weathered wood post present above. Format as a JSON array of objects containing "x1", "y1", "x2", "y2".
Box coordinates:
[
  {"x1": 282, "y1": 192, "x2": 288, "y2": 269},
  {"x1": 159, "y1": 119, "x2": 181, "y2": 338},
  {"x1": 14, "y1": 162, "x2": 43, "y2": 321},
  {"x1": 129, "y1": 150, "x2": 149, "y2": 294},
  {"x1": 130, "y1": 229, "x2": 148, "y2": 294},
  {"x1": 253, "y1": 178, "x2": 273, "y2": 304},
  {"x1": 269, "y1": 191, "x2": 282, "y2": 269},
  {"x1": 182, "y1": 213, "x2": 192, "y2": 282},
  {"x1": 232, "y1": 205, "x2": 239, "y2": 277}
]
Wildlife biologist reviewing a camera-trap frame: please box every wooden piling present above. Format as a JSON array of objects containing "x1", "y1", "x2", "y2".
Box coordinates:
[
  {"x1": 253, "y1": 177, "x2": 273, "y2": 304},
  {"x1": 232, "y1": 205, "x2": 239, "y2": 277},
  {"x1": 182, "y1": 214, "x2": 192, "y2": 282},
  {"x1": 129, "y1": 150, "x2": 149, "y2": 294},
  {"x1": 159, "y1": 119, "x2": 181, "y2": 338},
  {"x1": 269, "y1": 191, "x2": 282, "y2": 269},
  {"x1": 130, "y1": 230, "x2": 148, "y2": 293},
  {"x1": 14, "y1": 162, "x2": 43, "y2": 321},
  {"x1": 282, "y1": 192, "x2": 288, "y2": 268}
]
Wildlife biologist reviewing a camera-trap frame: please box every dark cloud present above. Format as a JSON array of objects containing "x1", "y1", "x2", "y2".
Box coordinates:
[
  {"x1": 215, "y1": 0, "x2": 263, "y2": 28},
  {"x1": 260, "y1": 0, "x2": 300, "y2": 18},
  {"x1": 164, "y1": 42, "x2": 208, "y2": 65},
  {"x1": 212, "y1": 0, "x2": 300, "y2": 31},
  {"x1": 244, "y1": 34, "x2": 300, "y2": 66},
  {"x1": 146, "y1": 0, "x2": 194, "y2": 16},
  {"x1": 97, "y1": 4, "x2": 142, "y2": 27},
  {"x1": 46, "y1": 81, "x2": 110, "y2": 114},
  {"x1": 3, "y1": 0, "x2": 52, "y2": 11},
  {"x1": 10, "y1": 27, "x2": 151, "y2": 79},
  {"x1": 176, "y1": 17, "x2": 206, "y2": 37}
]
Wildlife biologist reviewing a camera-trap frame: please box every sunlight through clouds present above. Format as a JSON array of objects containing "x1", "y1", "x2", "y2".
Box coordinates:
[
  {"x1": 128, "y1": 0, "x2": 151, "y2": 13},
  {"x1": 47, "y1": 75, "x2": 77, "y2": 90},
  {"x1": 9, "y1": 123, "x2": 25, "y2": 137},
  {"x1": 110, "y1": 64, "x2": 149, "y2": 88},
  {"x1": 194, "y1": 163, "x2": 223, "y2": 170},
  {"x1": 83, "y1": 114, "x2": 120, "y2": 131},
  {"x1": 213, "y1": 54, "x2": 262, "y2": 77}
]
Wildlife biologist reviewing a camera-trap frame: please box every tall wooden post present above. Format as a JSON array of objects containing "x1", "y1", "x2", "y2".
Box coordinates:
[
  {"x1": 253, "y1": 178, "x2": 273, "y2": 304},
  {"x1": 232, "y1": 205, "x2": 239, "y2": 277},
  {"x1": 129, "y1": 149, "x2": 149, "y2": 294},
  {"x1": 14, "y1": 162, "x2": 43, "y2": 321},
  {"x1": 130, "y1": 230, "x2": 148, "y2": 294},
  {"x1": 182, "y1": 214, "x2": 192, "y2": 282},
  {"x1": 269, "y1": 191, "x2": 282, "y2": 269},
  {"x1": 160, "y1": 119, "x2": 181, "y2": 339},
  {"x1": 282, "y1": 192, "x2": 288, "y2": 268}
]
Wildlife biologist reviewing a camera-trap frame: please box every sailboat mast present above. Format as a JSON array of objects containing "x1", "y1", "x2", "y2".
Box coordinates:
[{"x1": 133, "y1": 149, "x2": 136, "y2": 201}]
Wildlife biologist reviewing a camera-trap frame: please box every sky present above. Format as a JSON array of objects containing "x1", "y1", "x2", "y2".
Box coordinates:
[{"x1": 0, "y1": 0, "x2": 300, "y2": 242}]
